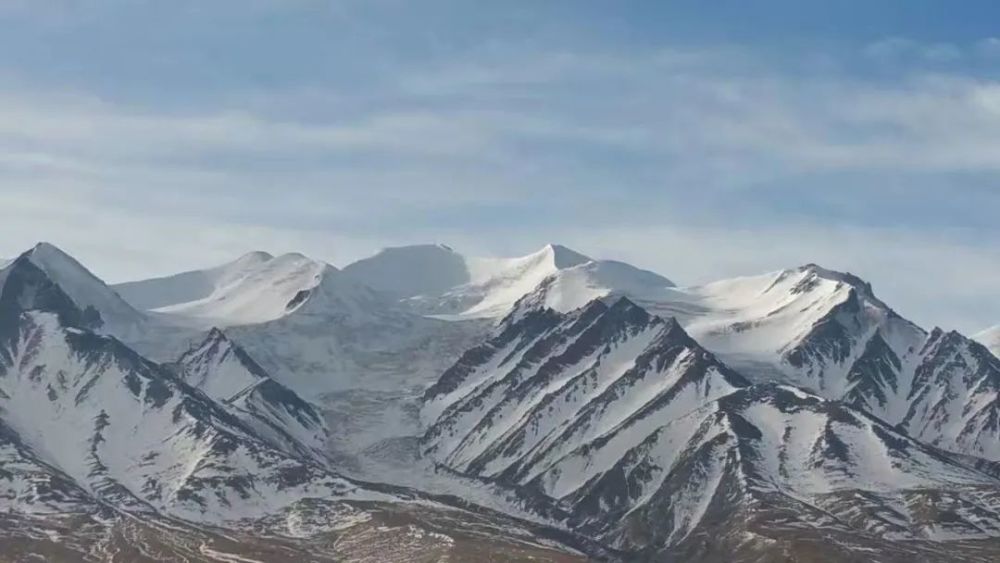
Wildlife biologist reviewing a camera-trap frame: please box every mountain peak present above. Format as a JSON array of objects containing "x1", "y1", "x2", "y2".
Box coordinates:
[
  {"x1": 538, "y1": 243, "x2": 591, "y2": 269},
  {"x1": 605, "y1": 295, "x2": 649, "y2": 322},
  {"x1": 25, "y1": 241, "x2": 82, "y2": 267},
  {"x1": 797, "y1": 263, "x2": 875, "y2": 293},
  {"x1": 235, "y1": 250, "x2": 275, "y2": 264},
  {"x1": 178, "y1": 326, "x2": 270, "y2": 394},
  {"x1": 270, "y1": 251, "x2": 327, "y2": 267},
  {"x1": 205, "y1": 326, "x2": 229, "y2": 342},
  {"x1": 341, "y1": 243, "x2": 471, "y2": 298},
  {"x1": 927, "y1": 326, "x2": 964, "y2": 341},
  {"x1": 29, "y1": 240, "x2": 67, "y2": 254},
  {"x1": 0, "y1": 257, "x2": 92, "y2": 330},
  {"x1": 121, "y1": 251, "x2": 332, "y2": 327},
  {"x1": 4, "y1": 242, "x2": 143, "y2": 329}
]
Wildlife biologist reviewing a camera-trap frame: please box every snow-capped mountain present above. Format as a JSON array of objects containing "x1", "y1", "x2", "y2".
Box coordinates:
[
  {"x1": 223, "y1": 264, "x2": 484, "y2": 397},
  {"x1": 115, "y1": 251, "x2": 330, "y2": 327},
  {"x1": 175, "y1": 328, "x2": 330, "y2": 459},
  {"x1": 115, "y1": 249, "x2": 485, "y2": 397},
  {"x1": 340, "y1": 243, "x2": 475, "y2": 298},
  {"x1": 418, "y1": 257, "x2": 1000, "y2": 465},
  {"x1": 636, "y1": 264, "x2": 927, "y2": 385},
  {"x1": 0, "y1": 243, "x2": 207, "y2": 364},
  {"x1": 632, "y1": 266, "x2": 1000, "y2": 464},
  {"x1": 421, "y1": 297, "x2": 747, "y2": 480},
  {"x1": 569, "y1": 384, "x2": 1000, "y2": 560},
  {"x1": 343, "y1": 243, "x2": 675, "y2": 319},
  {"x1": 7, "y1": 243, "x2": 146, "y2": 332},
  {"x1": 501, "y1": 260, "x2": 927, "y2": 394},
  {"x1": 899, "y1": 329, "x2": 1000, "y2": 460},
  {"x1": 0, "y1": 244, "x2": 597, "y2": 561},
  {"x1": 344, "y1": 244, "x2": 1000, "y2": 468},
  {"x1": 421, "y1": 296, "x2": 1000, "y2": 560},
  {"x1": 0, "y1": 270, "x2": 357, "y2": 522},
  {"x1": 113, "y1": 250, "x2": 272, "y2": 309},
  {"x1": 7, "y1": 240, "x2": 1000, "y2": 562}
]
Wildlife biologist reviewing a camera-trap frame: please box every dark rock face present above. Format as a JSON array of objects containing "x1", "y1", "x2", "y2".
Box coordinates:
[
  {"x1": 844, "y1": 330, "x2": 902, "y2": 410},
  {"x1": 286, "y1": 289, "x2": 312, "y2": 311},
  {"x1": 785, "y1": 288, "x2": 864, "y2": 369},
  {"x1": 0, "y1": 257, "x2": 89, "y2": 333},
  {"x1": 422, "y1": 295, "x2": 1000, "y2": 561},
  {"x1": 423, "y1": 306, "x2": 566, "y2": 403},
  {"x1": 422, "y1": 298, "x2": 752, "y2": 544},
  {"x1": 898, "y1": 329, "x2": 1000, "y2": 458}
]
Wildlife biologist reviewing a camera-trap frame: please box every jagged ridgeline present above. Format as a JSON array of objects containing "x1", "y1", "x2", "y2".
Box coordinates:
[{"x1": 1, "y1": 241, "x2": 999, "y2": 562}]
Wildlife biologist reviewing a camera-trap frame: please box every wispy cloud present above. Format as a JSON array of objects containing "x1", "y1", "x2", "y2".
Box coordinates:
[{"x1": 864, "y1": 38, "x2": 963, "y2": 64}]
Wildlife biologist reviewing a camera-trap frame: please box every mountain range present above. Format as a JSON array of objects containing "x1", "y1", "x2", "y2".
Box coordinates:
[{"x1": 1, "y1": 240, "x2": 999, "y2": 562}]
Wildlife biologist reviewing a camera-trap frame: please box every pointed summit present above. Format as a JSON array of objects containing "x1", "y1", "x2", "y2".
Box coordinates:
[
  {"x1": 178, "y1": 327, "x2": 269, "y2": 400},
  {"x1": 0, "y1": 255, "x2": 89, "y2": 330},
  {"x1": 205, "y1": 326, "x2": 227, "y2": 340},
  {"x1": 537, "y1": 243, "x2": 592, "y2": 269},
  {"x1": 176, "y1": 328, "x2": 328, "y2": 456},
  {"x1": 29, "y1": 241, "x2": 66, "y2": 255},
  {"x1": 1, "y1": 242, "x2": 143, "y2": 330},
  {"x1": 794, "y1": 262, "x2": 881, "y2": 302}
]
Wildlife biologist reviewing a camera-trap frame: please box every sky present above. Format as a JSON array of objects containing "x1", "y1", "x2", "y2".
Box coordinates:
[{"x1": 0, "y1": 0, "x2": 998, "y2": 333}]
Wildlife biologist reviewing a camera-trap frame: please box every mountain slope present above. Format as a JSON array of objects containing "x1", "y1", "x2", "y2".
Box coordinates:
[
  {"x1": 10, "y1": 240, "x2": 1000, "y2": 562},
  {"x1": 899, "y1": 329, "x2": 1000, "y2": 460},
  {"x1": 616, "y1": 264, "x2": 927, "y2": 391},
  {"x1": 0, "y1": 309, "x2": 375, "y2": 522},
  {"x1": 0, "y1": 416, "x2": 100, "y2": 516},
  {"x1": 422, "y1": 297, "x2": 747, "y2": 487},
  {"x1": 117, "y1": 252, "x2": 330, "y2": 327},
  {"x1": 175, "y1": 327, "x2": 329, "y2": 459},
  {"x1": 421, "y1": 297, "x2": 1000, "y2": 560},
  {"x1": 976, "y1": 325, "x2": 1000, "y2": 358},
  {"x1": 506, "y1": 263, "x2": 1000, "y2": 464},
  {"x1": 114, "y1": 251, "x2": 275, "y2": 311},
  {"x1": 647, "y1": 267, "x2": 1000, "y2": 464},
  {"x1": 0, "y1": 246, "x2": 605, "y2": 562},
  {"x1": 0, "y1": 256, "x2": 387, "y2": 523},
  {"x1": 575, "y1": 384, "x2": 1000, "y2": 561},
  {"x1": 224, "y1": 265, "x2": 486, "y2": 397},
  {"x1": 352, "y1": 246, "x2": 1000, "y2": 466},
  {"x1": 113, "y1": 249, "x2": 486, "y2": 397}
]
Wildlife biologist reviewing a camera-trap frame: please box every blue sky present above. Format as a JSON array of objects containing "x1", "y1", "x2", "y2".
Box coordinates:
[{"x1": 0, "y1": 1, "x2": 998, "y2": 333}]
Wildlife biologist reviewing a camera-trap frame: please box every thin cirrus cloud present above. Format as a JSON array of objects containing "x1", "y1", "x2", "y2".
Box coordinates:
[{"x1": 0, "y1": 2, "x2": 997, "y2": 332}]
